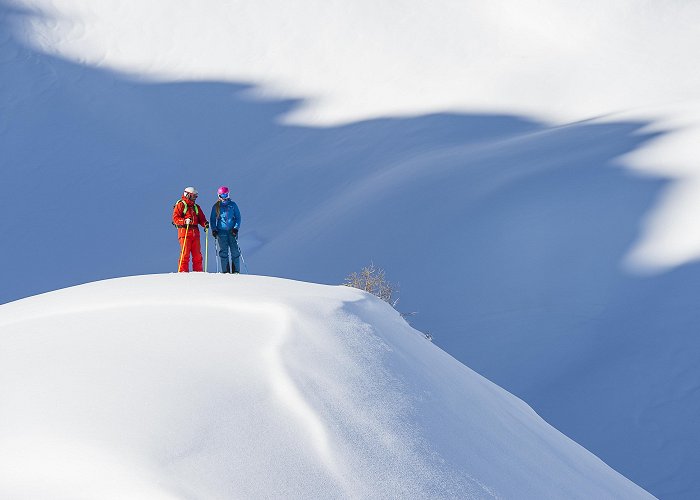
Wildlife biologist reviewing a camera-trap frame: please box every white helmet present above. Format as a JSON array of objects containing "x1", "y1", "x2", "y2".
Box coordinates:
[{"x1": 184, "y1": 186, "x2": 198, "y2": 199}]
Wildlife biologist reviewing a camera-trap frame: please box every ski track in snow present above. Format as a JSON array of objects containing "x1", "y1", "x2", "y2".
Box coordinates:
[{"x1": 263, "y1": 306, "x2": 358, "y2": 497}]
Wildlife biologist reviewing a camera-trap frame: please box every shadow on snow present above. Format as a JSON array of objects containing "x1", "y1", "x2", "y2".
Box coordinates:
[{"x1": 2, "y1": 2, "x2": 698, "y2": 498}]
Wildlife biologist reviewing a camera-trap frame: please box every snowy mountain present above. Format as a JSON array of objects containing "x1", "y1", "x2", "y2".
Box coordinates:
[
  {"x1": 3, "y1": 1, "x2": 700, "y2": 497},
  {"x1": 0, "y1": 274, "x2": 653, "y2": 499}
]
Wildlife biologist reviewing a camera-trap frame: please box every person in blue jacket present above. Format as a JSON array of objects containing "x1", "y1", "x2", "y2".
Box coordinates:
[{"x1": 210, "y1": 186, "x2": 242, "y2": 273}]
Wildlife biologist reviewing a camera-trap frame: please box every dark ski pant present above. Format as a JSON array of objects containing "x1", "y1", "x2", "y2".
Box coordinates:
[{"x1": 217, "y1": 232, "x2": 241, "y2": 273}]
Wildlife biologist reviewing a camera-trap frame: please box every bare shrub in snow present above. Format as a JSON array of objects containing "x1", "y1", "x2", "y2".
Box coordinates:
[
  {"x1": 344, "y1": 263, "x2": 428, "y2": 339},
  {"x1": 344, "y1": 262, "x2": 398, "y2": 307}
]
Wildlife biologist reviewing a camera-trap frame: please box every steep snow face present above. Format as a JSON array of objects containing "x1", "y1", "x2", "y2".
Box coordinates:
[
  {"x1": 5, "y1": 0, "x2": 700, "y2": 278},
  {"x1": 3, "y1": 1, "x2": 700, "y2": 498},
  {"x1": 0, "y1": 274, "x2": 651, "y2": 499}
]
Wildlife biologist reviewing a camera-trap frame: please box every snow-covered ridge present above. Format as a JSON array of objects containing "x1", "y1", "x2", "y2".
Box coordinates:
[
  {"x1": 4, "y1": 0, "x2": 700, "y2": 497},
  {"x1": 0, "y1": 274, "x2": 652, "y2": 498}
]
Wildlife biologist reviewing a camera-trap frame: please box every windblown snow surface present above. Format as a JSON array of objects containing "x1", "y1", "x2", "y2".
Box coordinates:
[
  {"x1": 4, "y1": 1, "x2": 700, "y2": 498},
  {"x1": 0, "y1": 274, "x2": 652, "y2": 499}
]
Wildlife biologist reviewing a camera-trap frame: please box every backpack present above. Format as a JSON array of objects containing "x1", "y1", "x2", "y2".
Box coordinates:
[{"x1": 172, "y1": 199, "x2": 199, "y2": 226}]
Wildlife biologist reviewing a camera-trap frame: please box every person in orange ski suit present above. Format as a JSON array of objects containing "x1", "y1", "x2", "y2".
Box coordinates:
[{"x1": 172, "y1": 186, "x2": 209, "y2": 272}]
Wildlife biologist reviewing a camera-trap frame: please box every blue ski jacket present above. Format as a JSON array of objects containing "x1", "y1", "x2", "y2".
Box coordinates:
[{"x1": 210, "y1": 199, "x2": 241, "y2": 232}]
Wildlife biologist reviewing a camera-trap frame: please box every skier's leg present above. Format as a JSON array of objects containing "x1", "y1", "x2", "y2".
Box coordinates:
[
  {"x1": 217, "y1": 233, "x2": 229, "y2": 273},
  {"x1": 178, "y1": 235, "x2": 192, "y2": 272},
  {"x1": 191, "y1": 233, "x2": 203, "y2": 272},
  {"x1": 231, "y1": 236, "x2": 242, "y2": 274}
]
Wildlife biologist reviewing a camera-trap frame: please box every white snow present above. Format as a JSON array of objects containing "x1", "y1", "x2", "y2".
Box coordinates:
[
  {"x1": 15, "y1": 1, "x2": 700, "y2": 126},
  {"x1": 8, "y1": 1, "x2": 700, "y2": 273},
  {"x1": 0, "y1": 274, "x2": 652, "y2": 499},
  {"x1": 4, "y1": 0, "x2": 700, "y2": 497}
]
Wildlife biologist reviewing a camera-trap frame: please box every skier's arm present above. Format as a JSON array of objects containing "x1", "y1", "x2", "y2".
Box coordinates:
[
  {"x1": 233, "y1": 202, "x2": 241, "y2": 230},
  {"x1": 197, "y1": 205, "x2": 208, "y2": 229},
  {"x1": 210, "y1": 205, "x2": 217, "y2": 231},
  {"x1": 172, "y1": 202, "x2": 186, "y2": 226}
]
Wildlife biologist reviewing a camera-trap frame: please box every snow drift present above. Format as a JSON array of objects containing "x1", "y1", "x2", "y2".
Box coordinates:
[
  {"x1": 0, "y1": 274, "x2": 652, "y2": 499},
  {"x1": 4, "y1": 0, "x2": 700, "y2": 498}
]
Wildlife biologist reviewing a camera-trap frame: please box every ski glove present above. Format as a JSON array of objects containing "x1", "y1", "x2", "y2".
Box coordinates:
[
  {"x1": 184, "y1": 218, "x2": 192, "y2": 225},
  {"x1": 204, "y1": 222, "x2": 210, "y2": 231},
  {"x1": 212, "y1": 230, "x2": 218, "y2": 238},
  {"x1": 231, "y1": 228, "x2": 238, "y2": 236}
]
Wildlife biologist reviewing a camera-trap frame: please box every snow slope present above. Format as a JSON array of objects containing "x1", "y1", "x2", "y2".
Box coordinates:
[
  {"x1": 0, "y1": 274, "x2": 652, "y2": 499},
  {"x1": 3, "y1": 1, "x2": 700, "y2": 498}
]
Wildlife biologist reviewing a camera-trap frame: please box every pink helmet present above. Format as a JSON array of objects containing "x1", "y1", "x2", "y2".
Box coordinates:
[{"x1": 217, "y1": 186, "x2": 230, "y2": 198}]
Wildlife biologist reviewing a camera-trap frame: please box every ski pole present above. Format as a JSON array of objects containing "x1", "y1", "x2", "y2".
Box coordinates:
[
  {"x1": 240, "y1": 247, "x2": 249, "y2": 274},
  {"x1": 177, "y1": 221, "x2": 190, "y2": 272},
  {"x1": 214, "y1": 237, "x2": 220, "y2": 273},
  {"x1": 204, "y1": 227, "x2": 209, "y2": 272}
]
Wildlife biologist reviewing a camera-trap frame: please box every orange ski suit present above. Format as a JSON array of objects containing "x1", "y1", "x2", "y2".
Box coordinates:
[{"x1": 172, "y1": 196, "x2": 208, "y2": 272}]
